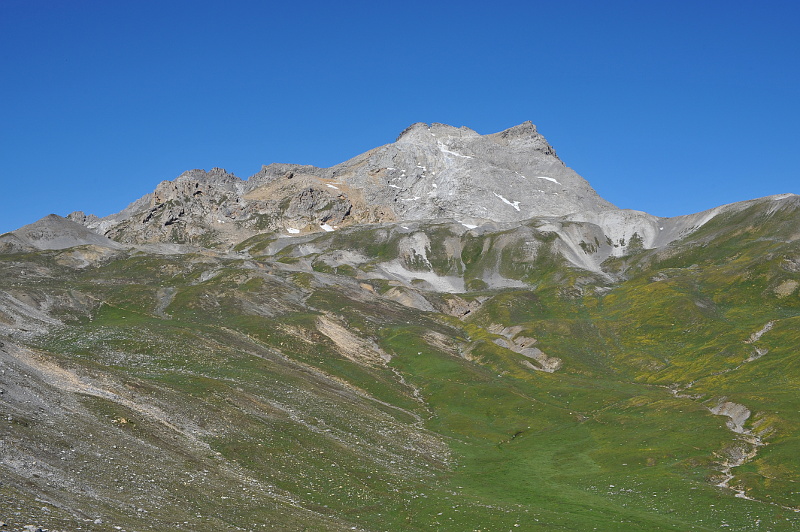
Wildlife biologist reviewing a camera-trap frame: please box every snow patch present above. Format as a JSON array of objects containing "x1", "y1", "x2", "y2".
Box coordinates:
[
  {"x1": 461, "y1": 223, "x2": 478, "y2": 229},
  {"x1": 437, "y1": 141, "x2": 473, "y2": 159},
  {"x1": 320, "y1": 224, "x2": 335, "y2": 232},
  {"x1": 493, "y1": 192, "x2": 521, "y2": 211},
  {"x1": 287, "y1": 228, "x2": 300, "y2": 234},
  {"x1": 536, "y1": 176, "x2": 561, "y2": 185},
  {"x1": 388, "y1": 184, "x2": 401, "y2": 189},
  {"x1": 326, "y1": 184, "x2": 339, "y2": 190}
]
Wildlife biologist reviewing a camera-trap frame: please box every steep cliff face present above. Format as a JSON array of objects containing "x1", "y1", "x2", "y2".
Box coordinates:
[
  {"x1": 319, "y1": 121, "x2": 614, "y2": 223},
  {"x1": 70, "y1": 122, "x2": 617, "y2": 246}
]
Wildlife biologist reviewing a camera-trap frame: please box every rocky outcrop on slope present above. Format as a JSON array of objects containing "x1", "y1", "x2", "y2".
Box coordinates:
[{"x1": 1, "y1": 214, "x2": 124, "y2": 251}]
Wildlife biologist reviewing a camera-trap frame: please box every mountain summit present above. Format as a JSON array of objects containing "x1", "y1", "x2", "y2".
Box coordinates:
[{"x1": 70, "y1": 122, "x2": 616, "y2": 246}]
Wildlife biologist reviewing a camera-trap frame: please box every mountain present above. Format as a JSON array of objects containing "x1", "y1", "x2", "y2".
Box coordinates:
[
  {"x1": 1, "y1": 123, "x2": 799, "y2": 531},
  {"x1": 66, "y1": 122, "x2": 614, "y2": 247},
  {"x1": 0, "y1": 214, "x2": 123, "y2": 252}
]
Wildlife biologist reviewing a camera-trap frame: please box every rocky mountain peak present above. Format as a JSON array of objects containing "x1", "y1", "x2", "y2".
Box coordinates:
[
  {"x1": 395, "y1": 122, "x2": 481, "y2": 143},
  {"x1": 67, "y1": 122, "x2": 618, "y2": 246},
  {"x1": 497, "y1": 120, "x2": 538, "y2": 137},
  {"x1": 175, "y1": 167, "x2": 241, "y2": 185},
  {"x1": 488, "y1": 121, "x2": 559, "y2": 157}
]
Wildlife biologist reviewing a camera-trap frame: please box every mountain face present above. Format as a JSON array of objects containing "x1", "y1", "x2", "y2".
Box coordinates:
[
  {"x1": 69, "y1": 122, "x2": 615, "y2": 247},
  {"x1": 1, "y1": 123, "x2": 799, "y2": 531}
]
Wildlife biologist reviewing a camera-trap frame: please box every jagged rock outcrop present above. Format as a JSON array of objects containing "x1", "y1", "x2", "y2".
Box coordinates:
[{"x1": 68, "y1": 122, "x2": 618, "y2": 246}]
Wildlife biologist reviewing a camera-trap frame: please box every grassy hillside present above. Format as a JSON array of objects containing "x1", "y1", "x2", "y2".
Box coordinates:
[{"x1": 1, "y1": 200, "x2": 799, "y2": 530}]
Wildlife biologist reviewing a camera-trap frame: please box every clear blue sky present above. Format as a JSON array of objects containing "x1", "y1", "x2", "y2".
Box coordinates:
[{"x1": 2, "y1": 0, "x2": 798, "y2": 233}]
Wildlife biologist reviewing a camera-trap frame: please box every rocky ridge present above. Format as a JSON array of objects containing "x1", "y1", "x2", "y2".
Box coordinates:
[
  {"x1": 65, "y1": 122, "x2": 616, "y2": 246},
  {"x1": 3, "y1": 123, "x2": 797, "y2": 290}
]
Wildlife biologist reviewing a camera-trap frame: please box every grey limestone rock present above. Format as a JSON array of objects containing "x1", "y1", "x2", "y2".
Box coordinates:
[
  {"x1": 63, "y1": 122, "x2": 619, "y2": 246},
  {"x1": 320, "y1": 121, "x2": 615, "y2": 223},
  {"x1": 4, "y1": 214, "x2": 124, "y2": 251}
]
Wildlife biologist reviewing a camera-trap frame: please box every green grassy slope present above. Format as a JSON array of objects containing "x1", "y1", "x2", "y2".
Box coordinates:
[{"x1": 1, "y1": 198, "x2": 799, "y2": 530}]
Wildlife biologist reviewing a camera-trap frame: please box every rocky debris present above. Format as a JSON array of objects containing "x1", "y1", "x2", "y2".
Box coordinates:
[
  {"x1": 286, "y1": 187, "x2": 352, "y2": 225},
  {"x1": 774, "y1": 280, "x2": 799, "y2": 298},
  {"x1": 710, "y1": 400, "x2": 751, "y2": 434},
  {"x1": 382, "y1": 287, "x2": 437, "y2": 312},
  {"x1": 316, "y1": 314, "x2": 391, "y2": 366},
  {"x1": 434, "y1": 294, "x2": 482, "y2": 318},
  {"x1": 708, "y1": 399, "x2": 765, "y2": 499},
  {"x1": 3, "y1": 214, "x2": 124, "y2": 251},
  {"x1": 66, "y1": 210, "x2": 99, "y2": 226},
  {"x1": 745, "y1": 321, "x2": 775, "y2": 344},
  {"x1": 0, "y1": 232, "x2": 36, "y2": 254},
  {"x1": 490, "y1": 324, "x2": 562, "y2": 372},
  {"x1": 783, "y1": 256, "x2": 800, "y2": 272}
]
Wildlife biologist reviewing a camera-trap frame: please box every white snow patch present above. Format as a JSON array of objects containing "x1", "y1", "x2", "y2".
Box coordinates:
[
  {"x1": 401, "y1": 197, "x2": 421, "y2": 201},
  {"x1": 388, "y1": 184, "x2": 401, "y2": 189},
  {"x1": 387, "y1": 167, "x2": 396, "y2": 170},
  {"x1": 287, "y1": 228, "x2": 300, "y2": 234},
  {"x1": 536, "y1": 176, "x2": 561, "y2": 185},
  {"x1": 432, "y1": 183, "x2": 437, "y2": 188},
  {"x1": 437, "y1": 141, "x2": 473, "y2": 159},
  {"x1": 461, "y1": 223, "x2": 478, "y2": 229},
  {"x1": 320, "y1": 224, "x2": 335, "y2": 232},
  {"x1": 326, "y1": 184, "x2": 339, "y2": 190},
  {"x1": 493, "y1": 192, "x2": 521, "y2": 211}
]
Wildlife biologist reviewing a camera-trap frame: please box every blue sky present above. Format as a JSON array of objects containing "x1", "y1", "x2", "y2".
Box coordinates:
[{"x1": 2, "y1": 0, "x2": 798, "y2": 233}]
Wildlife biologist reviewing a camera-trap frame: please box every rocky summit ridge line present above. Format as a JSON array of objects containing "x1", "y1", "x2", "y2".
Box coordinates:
[
  {"x1": 63, "y1": 122, "x2": 616, "y2": 247},
  {"x1": 5, "y1": 121, "x2": 797, "y2": 286}
]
